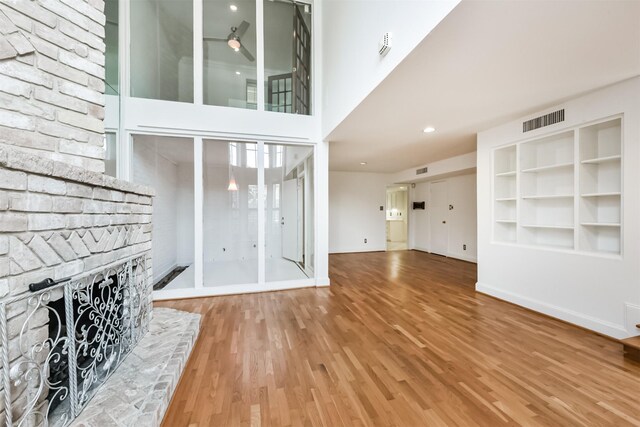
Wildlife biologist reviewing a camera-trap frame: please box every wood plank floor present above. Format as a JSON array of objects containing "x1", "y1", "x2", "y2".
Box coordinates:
[{"x1": 157, "y1": 251, "x2": 640, "y2": 426}]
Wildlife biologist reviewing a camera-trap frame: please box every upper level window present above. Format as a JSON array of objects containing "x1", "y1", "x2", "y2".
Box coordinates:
[
  {"x1": 105, "y1": 0, "x2": 118, "y2": 95},
  {"x1": 130, "y1": 0, "x2": 194, "y2": 102},
  {"x1": 264, "y1": 0, "x2": 311, "y2": 115},
  {"x1": 203, "y1": 0, "x2": 257, "y2": 108},
  {"x1": 127, "y1": 0, "x2": 312, "y2": 114}
]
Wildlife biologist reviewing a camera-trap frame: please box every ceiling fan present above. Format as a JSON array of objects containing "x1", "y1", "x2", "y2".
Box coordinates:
[{"x1": 204, "y1": 21, "x2": 255, "y2": 62}]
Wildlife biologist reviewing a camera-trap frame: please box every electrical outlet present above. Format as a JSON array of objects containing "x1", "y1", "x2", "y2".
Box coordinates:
[
  {"x1": 364, "y1": 238, "x2": 367, "y2": 244},
  {"x1": 463, "y1": 244, "x2": 466, "y2": 250}
]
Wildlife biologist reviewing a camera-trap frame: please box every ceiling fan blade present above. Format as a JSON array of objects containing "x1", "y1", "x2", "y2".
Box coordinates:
[
  {"x1": 203, "y1": 37, "x2": 227, "y2": 42},
  {"x1": 235, "y1": 20, "x2": 250, "y2": 38},
  {"x1": 239, "y1": 45, "x2": 255, "y2": 62}
]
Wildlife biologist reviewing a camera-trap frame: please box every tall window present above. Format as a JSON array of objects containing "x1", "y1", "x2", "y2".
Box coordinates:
[
  {"x1": 130, "y1": 0, "x2": 194, "y2": 102},
  {"x1": 105, "y1": 0, "x2": 118, "y2": 95},
  {"x1": 104, "y1": 132, "x2": 117, "y2": 177},
  {"x1": 246, "y1": 144, "x2": 257, "y2": 168},
  {"x1": 264, "y1": 1, "x2": 312, "y2": 115},
  {"x1": 229, "y1": 142, "x2": 239, "y2": 166},
  {"x1": 203, "y1": 0, "x2": 257, "y2": 108}
]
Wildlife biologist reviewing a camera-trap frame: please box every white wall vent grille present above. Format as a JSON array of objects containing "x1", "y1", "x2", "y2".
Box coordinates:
[
  {"x1": 416, "y1": 166, "x2": 428, "y2": 175},
  {"x1": 379, "y1": 32, "x2": 392, "y2": 56},
  {"x1": 523, "y1": 109, "x2": 565, "y2": 132}
]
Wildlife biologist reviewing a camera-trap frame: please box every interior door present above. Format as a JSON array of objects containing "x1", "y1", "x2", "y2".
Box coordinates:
[
  {"x1": 292, "y1": 5, "x2": 311, "y2": 115},
  {"x1": 282, "y1": 178, "x2": 300, "y2": 262},
  {"x1": 430, "y1": 181, "x2": 449, "y2": 256}
]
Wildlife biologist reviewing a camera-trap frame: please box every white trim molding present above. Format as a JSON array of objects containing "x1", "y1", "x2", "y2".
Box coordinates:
[
  {"x1": 476, "y1": 282, "x2": 629, "y2": 339},
  {"x1": 153, "y1": 279, "x2": 319, "y2": 301}
]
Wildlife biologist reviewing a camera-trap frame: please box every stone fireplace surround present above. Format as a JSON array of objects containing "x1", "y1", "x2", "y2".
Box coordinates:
[{"x1": 0, "y1": 146, "x2": 168, "y2": 425}]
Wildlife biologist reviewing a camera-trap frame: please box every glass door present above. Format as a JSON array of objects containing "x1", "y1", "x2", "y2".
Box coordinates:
[
  {"x1": 264, "y1": 143, "x2": 314, "y2": 282},
  {"x1": 202, "y1": 140, "x2": 259, "y2": 286}
]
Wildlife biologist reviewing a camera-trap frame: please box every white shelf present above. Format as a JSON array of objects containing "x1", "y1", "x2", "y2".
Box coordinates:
[
  {"x1": 521, "y1": 194, "x2": 574, "y2": 200},
  {"x1": 492, "y1": 117, "x2": 621, "y2": 255},
  {"x1": 521, "y1": 162, "x2": 574, "y2": 173},
  {"x1": 522, "y1": 224, "x2": 574, "y2": 230},
  {"x1": 580, "y1": 192, "x2": 621, "y2": 198},
  {"x1": 581, "y1": 155, "x2": 621, "y2": 165}
]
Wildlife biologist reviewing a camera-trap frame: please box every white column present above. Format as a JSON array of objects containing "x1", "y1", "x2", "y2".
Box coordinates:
[
  {"x1": 194, "y1": 0, "x2": 204, "y2": 105},
  {"x1": 315, "y1": 140, "x2": 330, "y2": 286},
  {"x1": 256, "y1": 0, "x2": 265, "y2": 111},
  {"x1": 257, "y1": 141, "x2": 266, "y2": 284},
  {"x1": 118, "y1": 0, "x2": 130, "y2": 181},
  {"x1": 194, "y1": 137, "x2": 204, "y2": 288}
]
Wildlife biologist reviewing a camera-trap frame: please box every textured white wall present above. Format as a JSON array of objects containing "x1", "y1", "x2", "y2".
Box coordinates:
[
  {"x1": 176, "y1": 162, "x2": 195, "y2": 265},
  {"x1": 133, "y1": 143, "x2": 195, "y2": 283},
  {"x1": 133, "y1": 143, "x2": 177, "y2": 281}
]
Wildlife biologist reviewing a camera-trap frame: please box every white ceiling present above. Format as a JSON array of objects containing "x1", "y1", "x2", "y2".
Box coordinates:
[{"x1": 327, "y1": 0, "x2": 640, "y2": 172}]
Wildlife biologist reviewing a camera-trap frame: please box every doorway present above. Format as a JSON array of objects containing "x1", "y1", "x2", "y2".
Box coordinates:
[
  {"x1": 430, "y1": 180, "x2": 448, "y2": 256},
  {"x1": 386, "y1": 186, "x2": 408, "y2": 251}
]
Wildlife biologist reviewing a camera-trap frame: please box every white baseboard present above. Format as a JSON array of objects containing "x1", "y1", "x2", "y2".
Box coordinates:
[
  {"x1": 448, "y1": 252, "x2": 477, "y2": 263},
  {"x1": 624, "y1": 302, "x2": 640, "y2": 334},
  {"x1": 153, "y1": 278, "x2": 317, "y2": 301},
  {"x1": 476, "y1": 282, "x2": 629, "y2": 339},
  {"x1": 329, "y1": 246, "x2": 387, "y2": 254},
  {"x1": 411, "y1": 247, "x2": 477, "y2": 264},
  {"x1": 316, "y1": 277, "x2": 331, "y2": 287}
]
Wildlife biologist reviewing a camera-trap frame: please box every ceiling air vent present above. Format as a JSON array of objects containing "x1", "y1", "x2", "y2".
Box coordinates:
[
  {"x1": 416, "y1": 167, "x2": 428, "y2": 175},
  {"x1": 523, "y1": 109, "x2": 565, "y2": 133}
]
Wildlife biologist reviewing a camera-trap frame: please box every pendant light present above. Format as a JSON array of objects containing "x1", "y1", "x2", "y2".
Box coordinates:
[{"x1": 228, "y1": 166, "x2": 238, "y2": 191}]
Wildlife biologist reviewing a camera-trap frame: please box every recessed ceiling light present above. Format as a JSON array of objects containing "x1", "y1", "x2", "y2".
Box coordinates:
[
  {"x1": 235, "y1": 71, "x2": 241, "y2": 75},
  {"x1": 360, "y1": 162, "x2": 367, "y2": 165},
  {"x1": 229, "y1": 4, "x2": 238, "y2": 11},
  {"x1": 233, "y1": 47, "x2": 239, "y2": 52},
  {"x1": 423, "y1": 126, "x2": 436, "y2": 133}
]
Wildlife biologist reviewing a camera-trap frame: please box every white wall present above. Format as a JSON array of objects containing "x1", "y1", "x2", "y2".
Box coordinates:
[
  {"x1": 321, "y1": 0, "x2": 459, "y2": 137},
  {"x1": 329, "y1": 169, "x2": 477, "y2": 261},
  {"x1": 477, "y1": 77, "x2": 640, "y2": 339},
  {"x1": 133, "y1": 140, "x2": 195, "y2": 283},
  {"x1": 410, "y1": 174, "x2": 477, "y2": 262},
  {"x1": 133, "y1": 143, "x2": 178, "y2": 281},
  {"x1": 176, "y1": 162, "x2": 195, "y2": 265},
  {"x1": 329, "y1": 171, "x2": 390, "y2": 253}
]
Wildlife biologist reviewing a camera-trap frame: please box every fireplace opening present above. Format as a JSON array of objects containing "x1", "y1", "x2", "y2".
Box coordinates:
[{"x1": 46, "y1": 272, "x2": 125, "y2": 415}]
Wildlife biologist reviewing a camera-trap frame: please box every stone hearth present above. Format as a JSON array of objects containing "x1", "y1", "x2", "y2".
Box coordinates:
[{"x1": 71, "y1": 308, "x2": 201, "y2": 427}]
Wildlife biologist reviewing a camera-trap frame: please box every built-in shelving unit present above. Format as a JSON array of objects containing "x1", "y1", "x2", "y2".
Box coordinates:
[
  {"x1": 493, "y1": 145, "x2": 517, "y2": 243},
  {"x1": 578, "y1": 118, "x2": 622, "y2": 254},
  {"x1": 492, "y1": 116, "x2": 622, "y2": 255}
]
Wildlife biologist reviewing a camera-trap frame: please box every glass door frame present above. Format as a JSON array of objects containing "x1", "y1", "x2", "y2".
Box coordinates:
[{"x1": 194, "y1": 137, "x2": 317, "y2": 290}]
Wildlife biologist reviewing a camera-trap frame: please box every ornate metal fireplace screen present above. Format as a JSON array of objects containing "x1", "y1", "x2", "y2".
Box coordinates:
[{"x1": 0, "y1": 255, "x2": 150, "y2": 427}]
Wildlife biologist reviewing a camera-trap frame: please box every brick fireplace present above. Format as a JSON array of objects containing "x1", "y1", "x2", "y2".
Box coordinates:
[{"x1": 0, "y1": 147, "x2": 154, "y2": 424}]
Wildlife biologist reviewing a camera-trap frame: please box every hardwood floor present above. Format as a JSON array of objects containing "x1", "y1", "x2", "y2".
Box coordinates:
[{"x1": 157, "y1": 251, "x2": 640, "y2": 426}]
